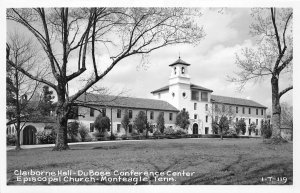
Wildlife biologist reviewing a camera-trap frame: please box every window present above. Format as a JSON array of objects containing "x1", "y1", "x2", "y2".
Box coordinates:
[
  {"x1": 129, "y1": 110, "x2": 133, "y2": 119},
  {"x1": 174, "y1": 67, "x2": 176, "y2": 75},
  {"x1": 205, "y1": 104, "x2": 208, "y2": 111},
  {"x1": 236, "y1": 118, "x2": 238, "y2": 122},
  {"x1": 172, "y1": 92, "x2": 175, "y2": 97},
  {"x1": 181, "y1": 67, "x2": 185, "y2": 74},
  {"x1": 169, "y1": 113, "x2": 173, "y2": 121},
  {"x1": 182, "y1": 92, "x2": 186, "y2": 98},
  {"x1": 90, "y1": 108, "x2": 94, "y2": 117},
  {"x1": 215, "y1": 104, "x2": 218, "y2": 111},
  {"x1": 102, "y1": 108, "x2": 106, "y2": 117},
  {"x1": 222, "y1": 105, "x2": 225, "y2": 112},
  {"x1": 150, "y1": 111, "x2": 154, "y2": 120},
  {"x1": 194, "y1": 114, "x2": 198, "y2": 119},
  {"x1": 129, "y1": 124, "x2": 133, "y2": 133},
  {"x1": 201, "y1": 92, "x2": 208, "y2": 102},
  {"x1": 261, "y1": 109, "x2": 264, "y2": 115},
  {"x1": 206, "y1": 115, "x2": 208, "y2": 123},
  {"x1": 249, "y1": 108, "x2": 251, "y2": 114},
  {"x1": 117, "y1": 124, "x2": 121, "y2": 133},
  {"x1": 194, "y1": 103, "x2": 197, "y2": 110},
  {"x1": 90, "y1": 123, "x2": 94, "y2": 132},
  {"x1": 236, "y1": 106, "x2": 239, "y2": 113},
  {"x1": 256, "y1": 109, "x2": 258, "y2": 115},
  {"x1": 256, "y1": 119, "x2": 258, "y2": 125},
  {"x1": 242, "y1": 107, "x2": 245, "y2": 114},
  {"x1": 191, "y1": 90, "x2": 199, "y2": 100},
  {"x1": 117, "y1": 109, "x2": 121, "y2": 118},
  {"x1": 249, "y1": 119, "x2": 251, "y2": 125}
]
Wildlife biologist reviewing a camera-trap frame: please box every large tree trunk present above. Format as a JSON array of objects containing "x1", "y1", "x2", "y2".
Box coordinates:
[
  {"x1": 53, "y1": 85, "x2": 69, "y2": 151},
  {"x1": 15, "y1": 121, "x2": 21, "y2": 150},
  {"x1": 271, "y1": 75, "x2": 282, "y2": 139}
]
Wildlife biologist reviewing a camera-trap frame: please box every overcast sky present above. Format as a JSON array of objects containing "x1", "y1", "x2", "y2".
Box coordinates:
[{"x1": 7, "y1": 8, "x2": 293, "y2": 113}]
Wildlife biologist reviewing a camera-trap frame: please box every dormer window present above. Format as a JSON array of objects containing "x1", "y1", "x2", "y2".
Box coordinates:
[
  {"x1": 172, "y1": 92, "x2": 175, "y2": 97},
  {"x1": 181, "y1": 67, "x2": 185, "y2": 74},
  {"x1": 174, "y1": 67, "x2": 177, "y2": 75}
]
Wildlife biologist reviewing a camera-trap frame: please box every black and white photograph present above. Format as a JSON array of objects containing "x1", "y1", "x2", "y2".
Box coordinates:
[{"x1": 1, "y1": 0, "x2": 299, "y2": 193}]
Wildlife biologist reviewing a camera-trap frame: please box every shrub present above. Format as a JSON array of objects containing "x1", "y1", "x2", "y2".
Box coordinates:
[
  {"x1": 121, "y1": 134, "x2": 128, "y2": 140},
  {"x1": 78, "y1": 124, "x2": 89, "y2": 142},
  {"x1": 36, "y1": 131, "x2": 56, "y2": 144},
  {"x1": 248, "y1": 122, "x2": 257, "y2": 135},
  {"x1": 175, "y1": 128, "x2": 187, "y2": 135},
  {"x1": 261, "y1": 120, "x2": 272, "y2": 138},
  {"x1": 164, "y1": 127, "x2": 176, "y2": 135},
  {"x1": 94, "y1": 115, "x2": 110, "y2": 133},
  {"x1": 7, "y1": 134, "x2": 16, "y2": 146},
  {"x1": 153, "y1": 130, "x2": 162, "y2": 136},
  {"x1": 67, "y1": 121, "x2": 79, "y2": 142},
  {"x1": 110, "y1": 134, "x2": 116, "y2": 140},
  {"x1": 133, "y1": 111, "x2": 148, "y2": 133},
  {"x1": 225, "y1": 129, "x2": 237, "y2": 137}
]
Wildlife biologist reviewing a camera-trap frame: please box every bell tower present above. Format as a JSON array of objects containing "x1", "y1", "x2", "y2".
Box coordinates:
[
  {"x1": 168, "y1": 57, "x2": 191, "y2": 110},
  {"x1": 169, "y1": 56, "x2": 191, "y2": 85}
]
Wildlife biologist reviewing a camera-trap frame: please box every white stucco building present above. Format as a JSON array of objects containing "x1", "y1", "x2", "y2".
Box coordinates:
[
  {"x1": 7, "y1": 57, "x2": 268, "y2": 145},
  {"x1": 151, "y1": 57, "x2": 267, "y2": 135}
]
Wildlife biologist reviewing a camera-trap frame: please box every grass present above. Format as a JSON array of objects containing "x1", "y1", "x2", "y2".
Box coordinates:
[{"x1": 7, "y1": 138, "x2": 293, "y2": 185}]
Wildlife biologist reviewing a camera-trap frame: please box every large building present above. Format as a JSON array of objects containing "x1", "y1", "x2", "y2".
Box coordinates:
[
  {"x1": 8, "y1": 57, "x2": 268, "y2": 145},
  {"x1": 151, "y1": 57, "x2": 267, "y2": 135}
]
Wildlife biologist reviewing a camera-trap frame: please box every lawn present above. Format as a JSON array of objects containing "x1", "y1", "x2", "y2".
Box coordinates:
[{"x1": 7, "y1": 138, "x2": 293, "y2": 185}]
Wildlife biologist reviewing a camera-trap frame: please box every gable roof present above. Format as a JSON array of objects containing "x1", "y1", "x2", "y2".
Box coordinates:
[
  {"x1": 211, "y1": 95, "x2": 267, "y2": 109},
  {"x1": 151, "y1": 83, "x2": 213, "y2": 94},
  {"x1": 74, "y1": 93, "x2": 179, "y2": 112},
  {"x1": 169, "y1": 57, "x2": 191, "y2": 67}
]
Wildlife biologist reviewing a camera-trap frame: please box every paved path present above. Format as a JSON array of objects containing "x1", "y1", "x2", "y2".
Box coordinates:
[
  {"x1": 7, "y1": 137, "x2": 262, "y2": 151},
  {"x1": 6, "y1": 140, "x2": 149, "y2": 151}
]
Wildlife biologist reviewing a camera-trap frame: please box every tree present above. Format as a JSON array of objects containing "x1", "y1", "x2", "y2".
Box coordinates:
[
  {"x1": 157, "y1": 112, "x2": 165, "y2": 133},
  {"x1": 175, "y1": 109, "x2": 190, "y2": 130},
  {"x1": 67, "y1": 121, "x2": 79, "y2": 142},
  {"x1": 133, "y1": 111, "x2": 148, "y2": 134},
  {"x1": 212, "y1": 116, "x2": 230, "y2": 140},
  {"x1": 235, "y1": 119, "x2": 246, "y2": 135},
  {"x1": 38, "y1": 85, "x2": 55, "y2": 116},
  {"x1": 230, "y1": 8, "x2": 293, "y2": 141},
  {"x1": 94, "y1": 114, "x2": 111, "y2": 133},
  {"x1": 121, "y1": 109, "x2": 130, "y2": 136},
  {"x1": 248, "y1": 122, "x2": 257, "y2": 136},
  {"x1": 6, "y1": 33, "x2": 43, "y2": 150},
  {"x1": 261, "y1": 120, "x2": 272, "y2": 139},
  {"x1": 7, "y1": 8, "x2": 205, "y2": 150},
  {"x1": 78, "y1": 123, "x2": 89, "y2": 142},
  {"x1": 209, "y1": 103, "x2": 236, "y2": 139}
]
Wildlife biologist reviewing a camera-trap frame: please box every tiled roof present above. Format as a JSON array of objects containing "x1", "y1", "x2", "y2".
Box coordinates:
[
  {"x1": 7, "y1": 116, "x2": 56, "y2": 125},
  {"x1": 151, "y1": 83, "x2": 213, "y2": 94},
  {"x1": 74, "y1": 93, "x2": 179, "y2": 112},
  {"x1": 211, "y1": 95, "x2": 267, "y2": 109},
  {"x1": 169, "y1": 57, "x2": 191, "y2": 66}
]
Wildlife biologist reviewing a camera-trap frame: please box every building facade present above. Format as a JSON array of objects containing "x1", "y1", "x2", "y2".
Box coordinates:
[{"x1": 151, "y1": 57, "x2": 267, "y2": 135}]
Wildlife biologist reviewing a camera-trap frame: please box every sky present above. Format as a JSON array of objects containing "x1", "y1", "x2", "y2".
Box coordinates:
[{"x1": 6, "y1": 8, "x2": 293, "y2": 113}]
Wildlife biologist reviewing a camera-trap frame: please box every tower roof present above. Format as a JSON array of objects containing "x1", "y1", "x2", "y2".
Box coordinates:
[{"x1": 169, "y1": 57, "x2": 191, "y2": 67}]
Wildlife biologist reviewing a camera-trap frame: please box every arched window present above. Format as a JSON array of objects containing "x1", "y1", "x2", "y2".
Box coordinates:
[
  {"x1": 181, "y1": 67, "x2": 185, "y2": 74},
  {"x1": 174, "y1": 67, "x2": 177, "y2": 75}
]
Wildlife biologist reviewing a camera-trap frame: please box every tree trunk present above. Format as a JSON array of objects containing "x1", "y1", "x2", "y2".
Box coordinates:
[
  {"x1": 271, "y1": 75, "x2": 282, "y2": 139},
  {"x1": 53, "y1": 85, "x2": 69, "y2": 151},
  {"x1": 15, "y1": 122, "x2": 21, "y2": 150}
]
